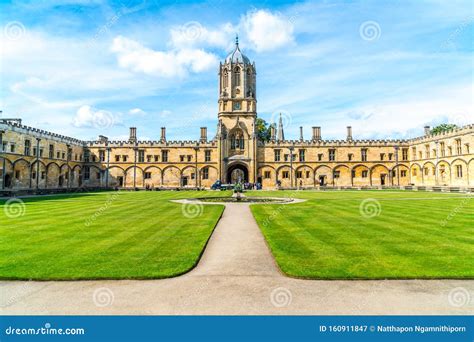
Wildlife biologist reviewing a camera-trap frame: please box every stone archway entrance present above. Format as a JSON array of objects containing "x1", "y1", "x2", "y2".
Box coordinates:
[{"x1": 226, "y1": 164, "x2": 249, "y2": 184}]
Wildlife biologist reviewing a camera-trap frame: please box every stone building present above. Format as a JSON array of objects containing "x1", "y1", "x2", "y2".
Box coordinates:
[{"x1": 1, "y1": 39, "x2": 473, "y2": 193}]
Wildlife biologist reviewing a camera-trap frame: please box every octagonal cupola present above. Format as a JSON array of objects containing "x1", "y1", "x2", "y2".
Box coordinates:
[
  {"x1": 225, "y1": 36, "x2": 251, "y2": 64},
  {"x1": 218, "y1": 36, "x2": 257, "y2": 117}
]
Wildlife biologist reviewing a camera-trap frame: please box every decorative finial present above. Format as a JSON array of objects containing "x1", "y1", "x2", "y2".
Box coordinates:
[{"x1": 235, "y1": 34, "x2": 239, "y2": 46}]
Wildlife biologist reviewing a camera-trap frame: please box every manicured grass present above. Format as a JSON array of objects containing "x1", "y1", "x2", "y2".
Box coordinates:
[
  {"x1": 249, "y1": 190, "x2": 474, "y2": 279},
  {"x1": 0, "y1": 191, "x2": 229, "y2": 280}
]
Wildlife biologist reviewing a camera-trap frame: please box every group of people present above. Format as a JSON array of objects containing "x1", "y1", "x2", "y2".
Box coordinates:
[
  {"x1": 242, "y1": 182, "x2": 262, "y2": 190},
  {"x1": 211, "y1": 180, "x2": 262, "y2": 190}
]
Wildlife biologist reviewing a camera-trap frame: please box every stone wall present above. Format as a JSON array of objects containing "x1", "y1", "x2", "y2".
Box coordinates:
[{"x1": 1, "y1": 121, "x2": 473, "y2": 191}]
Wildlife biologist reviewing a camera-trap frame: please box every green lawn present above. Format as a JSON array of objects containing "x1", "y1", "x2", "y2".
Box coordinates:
[
  {"x1": 249, "y1": 190, "x2": 474, "y2": 279},
  {"x1": 0, "y1": 191, "x2": 228, "y2": 280}
]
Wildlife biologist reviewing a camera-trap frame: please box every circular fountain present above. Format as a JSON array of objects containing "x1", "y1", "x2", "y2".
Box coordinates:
[{"x1": 189, "y1": 196, "x2": 294, "y2": 204}]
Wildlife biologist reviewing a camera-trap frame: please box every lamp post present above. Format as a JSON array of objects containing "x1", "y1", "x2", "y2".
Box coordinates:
[
  {"x1": 395, "y1": 146, "x2": 400, "y2": 186},
  {"x1": 133, "y1": 146, "x2": 137, "y2": 189},
  {"x1": 66, "y1": 144, "x2": 70, "y2": 189},
  {"x1": 0, "y1": 130, "x2": 5, "y2": 190},
  {"x1": 106, "y1": 146, "x2": 111, "y2": 188},
  {"x1": 194, "y1": 144, "x2": 199, "y2": 189},
  {"x1": 435, "y1": 141, "x2": 439, "y2": 185},
  {"x1": 35, "y1": 138, "x2": 41, "y2": 190},
  {"x1": 289, "y1": 145, "x2": 295, "y2": 188}
]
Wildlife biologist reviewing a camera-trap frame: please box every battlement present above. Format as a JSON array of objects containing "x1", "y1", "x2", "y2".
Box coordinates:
[
  {"x1": 0, "y1": 119, "x2": 85, "y2": 145},
  {"x1": 409, "y1": 124, "x2": 474, "y2": 143},
  {"x1": 261, "y1": 138, "x2": 409, "y2": 147},
  {"x1": 87, "y1": 140, "x2": 218, "y2": 148}
]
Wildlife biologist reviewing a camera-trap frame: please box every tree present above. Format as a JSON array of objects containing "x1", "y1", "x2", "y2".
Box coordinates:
[
  {"x1": 256, "y1": 117, "x2": 272, "y2": 142},
  {"x1": 431, "y1": 124, "x2": 458, "y2": 135}
]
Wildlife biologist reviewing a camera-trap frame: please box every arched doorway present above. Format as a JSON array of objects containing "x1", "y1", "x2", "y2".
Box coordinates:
[
  {"x1": 4, "y1": 174, "x2": 12, "y2": 188},
  {"x1": 226, "y1": 164, "x2": 249, "y2": 184}
]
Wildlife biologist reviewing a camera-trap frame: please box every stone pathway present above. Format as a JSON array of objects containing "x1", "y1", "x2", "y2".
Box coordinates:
[{"x1": 1, "y1": 201, "x2": 473, "y2": 315}]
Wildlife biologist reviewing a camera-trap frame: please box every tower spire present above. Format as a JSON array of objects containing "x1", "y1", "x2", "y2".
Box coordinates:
[
  {"x1": 277, "y1": 113, "x2": 285, "y2": 141},
  {"x1": 235, "y1": 34, "x2": 239, "y2": 46}
]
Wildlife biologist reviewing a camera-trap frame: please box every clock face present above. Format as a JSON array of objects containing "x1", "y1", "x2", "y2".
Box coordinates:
[{"x1": 233, "y1": 102, "x2": 241, "y2": 110}]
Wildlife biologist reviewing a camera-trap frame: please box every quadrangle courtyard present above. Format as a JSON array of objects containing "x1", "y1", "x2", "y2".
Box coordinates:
[{"x1": 0, "y1": 190, "x2": 473, "y2": 315}]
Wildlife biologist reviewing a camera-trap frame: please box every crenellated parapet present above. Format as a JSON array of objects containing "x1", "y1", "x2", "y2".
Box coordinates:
[
  {"x1": 0, "y1": 119, "x2": 85, "y2": 145},
  {"x1": 260, "y1": 138, "x2": 409, "y2": 147},
  {"x1": 87, "y1": 140, "x2": 218, "y2": 148},
  {"x1": 409, "y1": 124, "x2": 474, "y2": 143}
]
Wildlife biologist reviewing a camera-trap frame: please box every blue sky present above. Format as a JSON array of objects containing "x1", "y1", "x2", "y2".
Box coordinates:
[{"x1": 0, "y1": 0, "x2": 472, "y2": 141}]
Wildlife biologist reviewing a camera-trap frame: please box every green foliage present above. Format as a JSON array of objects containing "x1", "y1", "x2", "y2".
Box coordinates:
[
  {"x1": 431, "y1": 124, "x2": 458, "y2": 135},
  {"x1": 256, "y1": 117, "x2": 272, "y2": 142},
  {"x1": 234, "y1": 183, "x2": 243, "y2": 193}
]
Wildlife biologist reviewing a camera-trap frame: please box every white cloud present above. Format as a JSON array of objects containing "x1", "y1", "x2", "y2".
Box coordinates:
[
  {"x1": 241, "y1": 9, "x2": 294, "y2": 52},
  {"x1": 111, "y1": 35, "x2": 218, "y2": 78},
  {"x1": 334, "y1": 84, "x2": 473, "y2": 139},
  {"x1": 159, "y1": 110, "x2": 172, "y2": 118},
  {"x1": 72, "y1": 105, "x2": 121, "y2": 128},
  {"x1": 170, "y1": 22, "x2": 235, "y2": 49},
  {"x1": 129, "y1": 108, "x2": 146, "y2": 116}
]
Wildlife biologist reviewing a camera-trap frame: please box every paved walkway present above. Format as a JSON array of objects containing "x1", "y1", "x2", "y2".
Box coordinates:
[{"x1": 1, "y1": 201, "x2": 473, "y2": 315}]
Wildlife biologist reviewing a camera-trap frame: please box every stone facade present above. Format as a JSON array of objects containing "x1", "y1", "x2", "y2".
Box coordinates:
[{"x1": 1, "y1": 40, "x2": 473, "y2": 192}]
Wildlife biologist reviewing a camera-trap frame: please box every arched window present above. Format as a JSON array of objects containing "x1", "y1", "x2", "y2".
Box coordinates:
[
  {"x1": 230, "y1": 130, "x2": 245, "y2": 150},
  {"x1": 234, "y1": 67, "x2": 240, "y2": 86},
  {"x1": 223, "y1": 70, "x2": 228, "y2": 87}
]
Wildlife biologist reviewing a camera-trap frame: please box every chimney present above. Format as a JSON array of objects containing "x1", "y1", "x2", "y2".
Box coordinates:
[
  {"x1": 161, "y1": 127, "x2": 166, "y2": 141},
  {"x1": 299, "y1": 126, "x2": 303, "y2": 141},
  {"x1": 347, "y1": 126, "x2": 353, "y2": 141},
  {"x1": 129, "y1": 127, "x2": 137, "y2": 143},
  {"x1": 98, "y1": 135, "x2": 108, "y2": 143},
  {"x1": 270, "y1": 124, "x2": 276, "y2": 140},
  {"x1": 200, "y1": 127, "x2": 207, "y2": 142},
  {"x1": 312, "y1": 126, "x2": 321, "y2": 141},
  {"x1": 424, "y1": 125, "x2": 430, "y2": 135}
]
